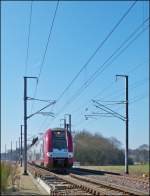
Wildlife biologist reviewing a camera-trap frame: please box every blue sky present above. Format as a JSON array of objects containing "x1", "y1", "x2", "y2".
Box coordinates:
[{"x1": 1, "y1": 1, "x2": 149, "y2": 153}]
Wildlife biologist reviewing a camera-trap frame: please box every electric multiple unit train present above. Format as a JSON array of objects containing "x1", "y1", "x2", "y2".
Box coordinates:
[{"x1": 27, "y1": 128, "x2": 73, "y2": 169}]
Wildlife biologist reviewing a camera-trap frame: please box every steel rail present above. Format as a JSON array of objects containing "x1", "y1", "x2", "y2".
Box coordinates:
[
  {"x1": 27, "y1": 164, "x2": 148, "y2": 195},
  {"x1": 70, "y1": 167, "x2": 149, "y2": 184},
  {"x1": 69, "y1": 173, "x2": 148, "y2": 196}
]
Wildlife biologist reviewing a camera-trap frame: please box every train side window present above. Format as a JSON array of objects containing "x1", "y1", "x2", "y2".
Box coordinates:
[
  {"x1": 39, "y1": 140, "x2": 43, "y2": 159},
  {"x1": 42, "y1": 140, "x2": 44, "y2": 155}
]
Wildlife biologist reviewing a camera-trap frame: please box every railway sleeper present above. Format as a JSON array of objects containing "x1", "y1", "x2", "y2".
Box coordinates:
[
  {"x1": 69, "y1": 173, "x2": 148, "y2": 196},
  {"x1": 28, "y1": 165, "x2": 148, "y2": 196}
]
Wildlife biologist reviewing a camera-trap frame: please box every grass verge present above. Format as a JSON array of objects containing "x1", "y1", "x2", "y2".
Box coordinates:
[
  {"x1": 0, "y1": 161, "x2": 11, "y2": 192},
  {"x1": 80, "y1": 164, "x2": 149, "y2": 176},
  {"x1": 0, "y1": 161, "x2": 20, "y2": 193}
]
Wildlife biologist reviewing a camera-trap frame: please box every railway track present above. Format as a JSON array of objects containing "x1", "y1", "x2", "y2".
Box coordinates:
[
  {"x1": 28, "y1": 164, "x2": 148, "y2": 195},
  {"x1": 70, "y1": 168, "x2": 149, "y2": 190},
  {"x1": 69, "y1": 167, "x2": 149, "y2": 192},
  {"x1": 72, "y1": 167, "x2": 149, "y2": 183}
]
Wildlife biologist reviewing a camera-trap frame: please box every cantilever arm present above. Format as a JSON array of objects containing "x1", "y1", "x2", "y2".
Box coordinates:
[
  {"x1": 27, "y1": 101, "x2": 56, "y2": 119},
  {"x1": 92, "y1": 99, "x2": 126, "y2": 121}
]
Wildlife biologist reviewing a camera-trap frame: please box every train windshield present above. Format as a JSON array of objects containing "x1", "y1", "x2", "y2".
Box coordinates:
[{"x1": 52, "y1": 131, "x2": 67, "y2": 150}]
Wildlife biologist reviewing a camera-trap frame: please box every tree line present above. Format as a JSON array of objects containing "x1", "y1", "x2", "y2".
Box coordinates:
[
  {"x1": 1, "y1": 130, "x2": 149, "y2": 165},
  {"x1": 73, "y1": 130, "x2": 149, "y2": 165},
  {"x1": 129, "y1": 144, "x2": 149, "y2": 164}
]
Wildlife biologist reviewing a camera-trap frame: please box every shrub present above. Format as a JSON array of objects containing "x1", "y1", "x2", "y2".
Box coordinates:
[
  {"x1": 9, "y1": 162, "x2": 20, "y2": 191},
  {"x1": 0, "y1": 161, "x2": 11, "y2": 192},
  {"x1": 0, "y1": 161, "x2": 20, "y2": 193}
]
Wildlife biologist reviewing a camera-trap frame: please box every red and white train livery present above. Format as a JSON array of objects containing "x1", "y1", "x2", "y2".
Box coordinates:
[{"x1": 27, "y1": 128, "x2": 73, "y2": 169}]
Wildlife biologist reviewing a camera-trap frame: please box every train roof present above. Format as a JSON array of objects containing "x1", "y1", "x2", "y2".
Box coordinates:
[
  {"x1": 52, "y1": 127, "x2": 65, "y2": 131},
  {"x1": 44, "y1": 128, "x2": 71, "y2": 135}
]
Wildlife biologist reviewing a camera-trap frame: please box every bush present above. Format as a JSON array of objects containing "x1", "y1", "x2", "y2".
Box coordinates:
[
  {"x1": 0, "y1": 161, "x2": 20, "y2": 193},
  {"x1": 0, "y1": 161, "x2": 11, "y2": 192},
  {"x1": 74, "y1": 130, "x2": 128, "y2": 165},
  {"x1": 9, "y1": 162, "x2": 20, "y2": 191}
]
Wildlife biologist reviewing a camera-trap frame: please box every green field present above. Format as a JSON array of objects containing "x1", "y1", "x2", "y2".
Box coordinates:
[{"x1": 80, "y1": 164, "x2": 149, "y2": 176}]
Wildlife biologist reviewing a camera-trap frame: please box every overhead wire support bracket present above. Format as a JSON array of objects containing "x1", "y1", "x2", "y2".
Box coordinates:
[
  {"x1": 27, "y1": 97, "x2": 55, "y2": 103},
  {"x1": 27, "y1": 100, "x2": 56, "y2": 119},
  {"x1": 84, "y1": 115, "x2": 98, "y2": 120},
  {"x1": 95, "y1": 99, "x2": 126, "y2": 104},
  {"x1": 85, "y1": 114, "x2": 114, "y2": 119},
  {"x1": 94, "y1": 105, "x2": 126, "y2": 121},
  {"x1": 92, "y1": 99, "x2": 126, "y2": 121},
  {"x1": 38, "y1": 112, "x2": 55, "y2": 117},
  {"x1": 92, "y1": 112, "x2": 116, "y2": 115}
]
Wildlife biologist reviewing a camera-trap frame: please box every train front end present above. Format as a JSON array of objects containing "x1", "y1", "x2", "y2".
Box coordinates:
[{"x1": 45, "y1": 128, "x2": 73, "y2": 169}]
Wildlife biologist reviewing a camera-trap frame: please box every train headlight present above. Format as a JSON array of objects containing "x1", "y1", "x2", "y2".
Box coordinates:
[
  {"x1": 68, "y1": 153, "x2": 73, "y2": 158},
  {"x1": 47, "y1": 152, "x2": 53, "y2": 157}
]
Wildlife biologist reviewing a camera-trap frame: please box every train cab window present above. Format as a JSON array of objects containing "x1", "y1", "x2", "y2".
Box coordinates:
[{"x1": 52, "y1": 131, "x2": 67, "y2": 150}]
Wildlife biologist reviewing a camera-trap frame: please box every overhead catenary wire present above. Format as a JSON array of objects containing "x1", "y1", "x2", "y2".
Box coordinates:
[
  {"x1": 37, "y1": 104, "x2": 55, "y2": 132},
  {"x1": 25, "y1": 1, "x2": 33, "y2": 76},
  {"x1": 37, "y1": 0, "x2": 59, "y2": 80},
  {"x1": 45, "y1": 22, "x2": 149, "y2": 131},
  {"x1": 70, "y1": 81, "x2": 116, "y2": 115},
  {"x1": 98, "y1": 77, "x2": 148, "y2": 101},
  {"x1": 127, "y1": 60, "x2": 148, "y2": 75},
  {"x1": 53, "y1": 19, "x2": 149, "y2": 120},
  {"x1": 72, "y1": 77, "x2": 148, "y2": 120},
  {"x1": 70, "y1": 60, "x2": 148, "y2": 116},
  {"x1": 38, "y1": 1, "x2": 138, "y2": 130},
  {"x1": 20, "y1": 1, "x2": 33, "y2": 130},
  {"x1": 74, "y1": 92, "x2": 148, "y2": 129},
  {"x1": 44, "y1": 25, "x2": 148, "y2": 130},
  {"x1": 94, "y1": 60, "x2": 148, "y2": 99},
  {"x1": 75, "y1": 61, "x2": 147, "y2": 113},
  {"x1": 93, "y1": 92, "x2": 148, "y2": 114},
  {"x1": 80, "y1": 34, "x2": 148, "y2": 117},
  {"x1": 76, "y1": 92, "x2": 148, "y2": 127},
  {"x1": 130, "y1": 93, "x2": 148, "y2": 104},
  {"x1": 73, "y1": 3, "x2": 148, "y2": 121},
  {"x1": 72, "y1": 67, "x2": 148, "y2": 122},
  {"x1": 56, "y1": 0, "x2": 137, "y2": 102},
  {"x1": 78, "y1": 22, "x2": 149, "y2": 95},
  {"x1": 94, "y1": 92, "x2": 148, "y2": 114},
  {"x1": 30, "y1": 0, "x2": 59, "y2": 114},
  {"x1": 69, "y1": 91, "x2": 149, "y2": 130}
]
